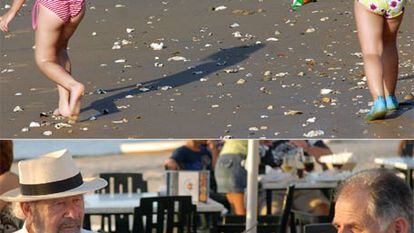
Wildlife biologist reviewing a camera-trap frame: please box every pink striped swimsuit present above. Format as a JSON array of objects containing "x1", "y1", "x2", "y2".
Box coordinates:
[{"x1": 32, "y1": 0, "x2": 85, "y2": 29}]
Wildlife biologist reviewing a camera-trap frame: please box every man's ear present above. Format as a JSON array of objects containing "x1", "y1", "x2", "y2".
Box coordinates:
[
  {"x1": 20, "y1": 202, "x2": 30, "y2": 216},
  {"x1": 20, "y1": 202, "x2": 35, "y2": 221},
  {"x1": 392, "y1": 217, "x2": 409, "y2": 233}
]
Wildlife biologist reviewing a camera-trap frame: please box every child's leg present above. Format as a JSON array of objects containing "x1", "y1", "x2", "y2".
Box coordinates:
[
  {"x1": 34, "y1": 4, "x2": 84, "y2": 118},
  {"x1": 354, "y1": 1, "x2": 385, "y2": 99},
  {"x1": 382, "y1": 15, "x2": 404, "y2": 96},
  {"x1": 54, "y1": 86, "x2": 70, "y2": 116},
  {"x1": 59, "y1": 9, "x2": 85, "y2": 118},
  {"x1": 54, "y1": 50, "x2": 71, "y2": 116}
]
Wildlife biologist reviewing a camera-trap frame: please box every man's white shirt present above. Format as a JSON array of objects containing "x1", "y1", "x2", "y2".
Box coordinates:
[{"x1": 14, "y1": 223, "x2": 95, "y2": 233}]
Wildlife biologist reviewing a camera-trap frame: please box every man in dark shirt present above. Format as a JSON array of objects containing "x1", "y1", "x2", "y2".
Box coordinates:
[
  {"x1": 164, "y1": 140, "x2": 230, "y2": 210},
  {"x1": 169, "y1": 141, "x2": 215, "y2": 170},
  {"x1": 164, "y1": 140, "x2": 218, "y2": 191}
]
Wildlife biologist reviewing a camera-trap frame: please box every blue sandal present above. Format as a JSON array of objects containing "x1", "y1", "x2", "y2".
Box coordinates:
[
  {"x1": 385, "y1": 94, "x2": 399, "y2": 111},
  {"x1": 365, "y1": 96, "x2": 387, "y2": 121}
]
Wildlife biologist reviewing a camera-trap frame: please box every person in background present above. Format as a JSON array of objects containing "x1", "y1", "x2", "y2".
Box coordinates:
[
  {"x1": 163, "y1": 140, "x2": 229, "y2": 210},
  {"x1": 0, "y1": 140, "x2": 21, "y2": 232},
  {"x1": 354, "y1": 0, "x2": 407, "y2": 121},
  {"x1": 261, "y1": 140, "x2": 332, "y2": 171},
  {"x1": 164, "y1": 140, "x2": 219, "y2": 172},
  {"x1": 334, "y1": 169, "x2": 413, "y2": 233},
  {"x1": 259, "y1": 140, "x2": 332, "y2": 216},
  {"x1": 214, "y1": 140, "x2": 248, "y2": 215},
  {"x1": 398, "y1": 140, "x2": 414, "y2": 157}
]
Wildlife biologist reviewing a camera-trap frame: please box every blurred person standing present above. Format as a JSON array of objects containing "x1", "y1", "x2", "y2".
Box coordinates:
[
  {"x1": 398, "y1": 140, "x2": 414, "y2": 157},
  {"x1": 0, "y1": 141, "x2": 21, "y2": 232},
  {"x1": 214, "y1": 140, "x2": 248, "y2": 215}
]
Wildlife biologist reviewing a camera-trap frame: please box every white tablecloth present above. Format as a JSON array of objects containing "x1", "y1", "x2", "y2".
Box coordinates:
[
  {"x1": 374, "y1": 157, "x2": 414, "y2": 170},
  {"x1": 84, "y1": 193, "x2": 225, "y2": 214}
]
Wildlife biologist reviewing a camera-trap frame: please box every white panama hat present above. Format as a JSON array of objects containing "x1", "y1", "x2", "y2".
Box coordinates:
[{"x1": 0, "y1": 149, "x2": 107, "y2": 202}]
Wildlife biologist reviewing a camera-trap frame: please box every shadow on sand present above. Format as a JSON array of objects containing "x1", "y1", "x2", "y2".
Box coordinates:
[
  {"x1": 80, "y1": 44, "x2": 264, "y2": 119},
  {"x1": 386, "y1": 100, "x2": 414, "y2": 120}
]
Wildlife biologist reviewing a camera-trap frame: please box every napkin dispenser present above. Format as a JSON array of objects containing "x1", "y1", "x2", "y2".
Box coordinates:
[{"x1": 166, "y1": 170, "x2": 210, "y2": 203}]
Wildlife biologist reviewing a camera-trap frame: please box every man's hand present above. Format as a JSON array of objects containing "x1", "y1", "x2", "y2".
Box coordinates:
[
  {"x1": 163, "y1": 159, "x2": 179, "y2": 170},
  {"x1": 207, "y1": 140, "x2": 220, "y2": 168},
  {"x1": 0, "y1": 11, "x2": 16, "y2": 32},
  {"x1": 206, "y1": 140, "x2": 217, "y2": 151}
]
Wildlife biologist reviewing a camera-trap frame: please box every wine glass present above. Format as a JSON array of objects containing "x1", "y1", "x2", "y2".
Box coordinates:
[
  {"x1": 282, "y1": 155, "x2": 296, "y2": 175},
  {"x1": 302, "y1": 155, "x2": 315, "y2": 173},
  {"x1": 295, "y1": 148, "x2": 305, "y2": 178}
]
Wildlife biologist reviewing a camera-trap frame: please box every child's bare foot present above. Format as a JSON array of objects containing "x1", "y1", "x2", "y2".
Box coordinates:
[
  {"x1": 68, "y1": 100, "x2": 81, "y2": 124},
  {"x1": 55, "y1": 100, "x2": 71, "y2": 118},
  {"x1": 68, "y1": 116, "x2": 77, "y2": 124},
  {"x1": 68, "y1": 82, "x2": 85, "y2": 123},
  {"x1": 53, "y1": 108, "x2": 61, "y2": 116}
]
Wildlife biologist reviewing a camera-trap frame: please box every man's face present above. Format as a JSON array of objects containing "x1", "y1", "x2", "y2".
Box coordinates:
[
  {"x1": 27, "y1": 195, "x2": 84, "y2": 233},
  {"x1": 194, "y1": 140, "x2": 207, "y2": 147},
  {"x1": 333, "y1": 190, "x2": 388, "y2": 233}
]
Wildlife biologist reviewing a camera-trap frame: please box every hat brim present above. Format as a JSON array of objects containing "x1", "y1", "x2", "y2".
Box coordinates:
[{"x1": 0, "y1": 177, "x2": 107, "y2": 202}]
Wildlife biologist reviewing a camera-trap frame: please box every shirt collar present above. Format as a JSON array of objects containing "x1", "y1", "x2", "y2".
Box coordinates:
[
  {"x1": 19, "y1": 222, "x2": 92, "y2": 233},
  {"x1": 17, "y1": 222, "x2": 29, "y2": 233}
]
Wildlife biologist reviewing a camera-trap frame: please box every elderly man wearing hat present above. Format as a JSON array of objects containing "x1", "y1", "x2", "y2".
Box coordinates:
[{"x1": 0, "y1": 149, "x2": 107, "y2": 233}]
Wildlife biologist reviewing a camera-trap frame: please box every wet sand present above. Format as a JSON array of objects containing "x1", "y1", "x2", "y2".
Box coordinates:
[{"x1": 1, "y1": 0, "x2": 413, "y2": 138}]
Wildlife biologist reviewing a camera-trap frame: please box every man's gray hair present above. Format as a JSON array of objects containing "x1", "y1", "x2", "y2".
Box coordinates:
[
  {"x1": 336, "y1": 169, "x2": 414, "y2": 233},
  {"x1": 11, "y1": 202, "x2": 26, "y2": 220}
]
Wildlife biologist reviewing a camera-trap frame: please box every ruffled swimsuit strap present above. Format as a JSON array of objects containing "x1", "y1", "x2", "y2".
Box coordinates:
[{"x1": 32, "y1": 0, "x2": 41, "y2": 30}]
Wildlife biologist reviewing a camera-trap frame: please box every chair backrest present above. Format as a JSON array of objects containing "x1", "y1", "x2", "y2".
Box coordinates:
[
  {"x1": 217, "y1": 224, "x2": 280, "y2": 233},
  {"x1": 304, "y1": 223, "x2": 337, "y2": 233},
  {"x1": 132, "y1": 196, "x2": 197, "y2": 233},
  {"x1": 217, "y1": 185, "x2": 295, "y2": 233},
  {"x1": 98, "y1": 172, "x2": 148, "y2": 194},
  {"x1": 220, "y1": 215, "x2": 281, "y2": 233},
  {"x1": 223, "y1": 215, "x2": 281, "y2": 224},
  {"x1": 327, "y1": 189, "x2": 336, "y2": 222}
]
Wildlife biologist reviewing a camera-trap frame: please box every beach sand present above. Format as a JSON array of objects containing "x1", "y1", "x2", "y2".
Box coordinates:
[{"x1": 1, "y1": 0, "x2": 413, "y2": 138}]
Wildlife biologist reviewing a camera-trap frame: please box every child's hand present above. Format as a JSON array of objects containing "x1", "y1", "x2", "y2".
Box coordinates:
[{"x1": 0, "y1": 11, "x2": 16, "y2": 32}]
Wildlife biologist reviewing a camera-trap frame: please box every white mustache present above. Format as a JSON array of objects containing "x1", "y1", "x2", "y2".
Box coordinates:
[{"x1": 58, "y1": 218, "x2": 81, "y2": 232}]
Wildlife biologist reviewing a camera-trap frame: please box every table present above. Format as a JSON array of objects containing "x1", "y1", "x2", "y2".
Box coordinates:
[
  {"x1": 260, "y1": 178, "x2": 339, "y2": 215},
  {"x1": 84, "y1": 193, "x2": 156, "y2": 214},
  {"x1": 375, "y1": 157, "x2": 414, "y2": 188},
  {"x1": 84, "y1": 193, "x2": 225, "y2": 214},
  {"x1": 83, "y1": 193, "x2": 225, "y2": 232},
  {"x1": 261, "y1": 181, "x2": 339, "y2": 190}
]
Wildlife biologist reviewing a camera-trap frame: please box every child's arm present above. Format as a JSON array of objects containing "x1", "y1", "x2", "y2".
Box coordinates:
[{"x1": 0, "y1": 0, "x2": 26, "y2": 32}]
